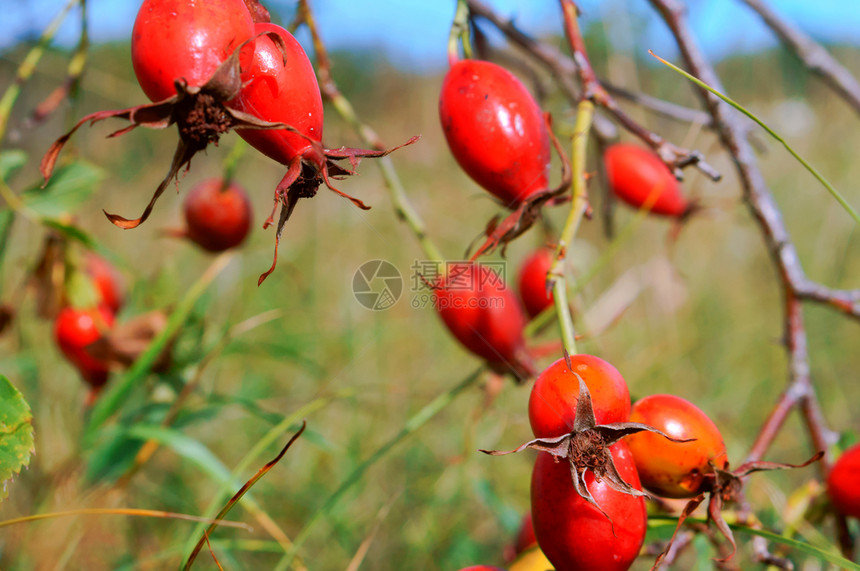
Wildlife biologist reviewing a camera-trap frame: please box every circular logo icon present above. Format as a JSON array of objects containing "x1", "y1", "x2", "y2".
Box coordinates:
[{"x1": 352, "y1": 260, "x2": 403, "y2": 311}]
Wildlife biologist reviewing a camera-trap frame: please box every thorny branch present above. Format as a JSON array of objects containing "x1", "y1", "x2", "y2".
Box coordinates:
[
  {"x1": 466, "y1": 0, "x2": 721, "y2": 181},
  {"x1": 647, "y1": 0, "x2": 854, "y2": 558},
  {"x1": 739, "y1": 0, "x2": 860, "y2": 117}
]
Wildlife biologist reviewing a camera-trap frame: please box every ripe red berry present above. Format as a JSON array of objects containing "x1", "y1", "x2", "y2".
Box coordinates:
[
  {"x1": 232, "y1": 22, "x2": 324, "y2": 166},
  {"x1": 434, "y1": 263, "x2": 534, "y2": 380},
  {"x1": 604, "y1": 143, "x2": 690, "y2": 217},
  {"x1": 531, "y1": 441, "x2": 646, "y2": 571},
  {"x1": 517, "y1": 248, "x2": 554, "y2": 318},
  {"x1": 131, "y1": 0, "x2": 255, "y2": 102},
  {"x1": 827, "y1": 442, "x2": 860, "y2": 519},
  {"x1": 85, "y1": 253, "x2": 125, "y2": 314},
  {"x1": 528, "y1": 355, "x2": 631, "y2": 438},
  {"x1": 183, "y1": 178, "x2": 252, "y2": 252},
  {"x1": 439, "y1": 59, "x2": 551, "y2": 207},
  {"x1": 625, "y1": 394, "x2": 729, "y2": 498},
  {"x1": 54, "y1": 305, "x2": 115, "y2": 388}
]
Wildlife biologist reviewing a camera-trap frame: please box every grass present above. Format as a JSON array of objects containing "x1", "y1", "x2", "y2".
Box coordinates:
[{"x1": 0, "y1": 21, "x2": 858, "y2": 570}]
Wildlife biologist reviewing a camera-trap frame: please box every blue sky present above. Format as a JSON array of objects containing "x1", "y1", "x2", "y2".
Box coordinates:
[{"x1": 2, "y1": 0, "x2": 859, "y2": 72}]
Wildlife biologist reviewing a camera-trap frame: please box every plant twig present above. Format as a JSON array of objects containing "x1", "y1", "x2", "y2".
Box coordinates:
[
  {"x1": 646, "y1": 0, "x2": 849, "y2": 557},
  {"x1": 738, "y1": 0, "x2": 860, "y2": 116},
  {"x1": 0, "y1": 0, "x2": 80, "y2": 145}
]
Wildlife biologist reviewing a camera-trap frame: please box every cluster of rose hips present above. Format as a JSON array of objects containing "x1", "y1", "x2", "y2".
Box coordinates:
[
  {"x1": 433, "y1": 43, "x2": 834, "y2": 571},
  {"x1": 42, "y1": 0, "x2": 412, "y2": 285},
  {"x1": 35, "y1": 0, "x2": 856, "y2": 567}
]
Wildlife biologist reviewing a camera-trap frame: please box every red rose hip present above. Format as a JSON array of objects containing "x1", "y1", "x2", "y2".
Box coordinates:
[
  {"x1": 827, "y1": 442, "x2": 860, "y2": 519},
  {"x1": 517, "y1": 248, "x2": 555, "y2": 318},
  {"x1": 132, "y1": 0, "x2": 255, "y2": 102},
  {"x1": 183, "y1": 177, "x2": 253, "y2": 252},
  {"x1": 439, "y1": 59, "x2": 551, "y2": 207},
  {"x1": 604, "y1": 143, "x2": 690, "y2": 217},
  {"x1": 528, "y1": 355, "x2": 631, "y2": 438},
  {"x1": 531, "y1": 442, "x2": 646, "y2": 571},
  {"x1": 54, "y1": 305, "x2": 115, "y2": 387},
  {"x1": 625, "y1": 394, "x2": 729, "y2": 498}
]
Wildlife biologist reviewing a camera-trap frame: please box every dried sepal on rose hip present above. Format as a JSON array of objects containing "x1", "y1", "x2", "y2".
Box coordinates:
[
  {"x1": 481, "y1": 367, "x2": 691, "y2": 518},
  {"x1": 40, "y1": 0, "x2": 291, "y2": 231},
  {"x1": 231, "y1": 21, "x2": 418, "y2": 284}
]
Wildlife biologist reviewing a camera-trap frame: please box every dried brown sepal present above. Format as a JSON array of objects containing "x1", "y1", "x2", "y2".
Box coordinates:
[
  {"x1": 30, "y1": 231, "x2": 68, "y2": 319},
  {"x1": 480, "y1": 374, "x2": 693, "y2": 520},
  {"x1": 650, "y1": 450, "x2": 824, "y2": 568},
  {"x1": 40, "y1": 32, "x2": 294, "y2": 231},
  {"x1": 469, "y1": 113, "x2": 572, "y2": 261},
  {"x1": 256, "y1": 135, "x2": 420, "y2": 285},
  {"x1": 242, "y1": 0, "x2": 271, "y2": 23},
  {"x1": 87, "y1": 310, "x2": 173, "y2": 373}
]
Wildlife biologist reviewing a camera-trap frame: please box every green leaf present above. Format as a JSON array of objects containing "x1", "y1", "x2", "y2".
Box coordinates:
[
  {"x1": 21, "y1": 160, "x2": 104, "y2": 218},
  {"x1": 0, "y1": 375, "x2": 35, "y2": 501},
  {"x1": 40, "y1": 218, "x2": 97, "y2": 248},
  {"x1": 85, "y1": 427, "x2": 144, "y2": 484},
  {"x1": 0, "y1": 150, "x2": 27, "y2": 183},
  {"x1": 124, "y1": 424, "x2": 233, "y2": 483}
]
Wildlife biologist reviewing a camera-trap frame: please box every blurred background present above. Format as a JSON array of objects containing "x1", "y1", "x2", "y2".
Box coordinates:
[{"x1": 0, "y1": 0, "x2": 858, "y2": 569}]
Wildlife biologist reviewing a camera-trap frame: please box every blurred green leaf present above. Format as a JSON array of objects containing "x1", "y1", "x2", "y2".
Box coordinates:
[
  {"x1": 40, "y1": 218, "x2": 96, "y2": 248},
  {"x1": 0, "y1": 210, "x2": 13, "y2": 272},
  {"x1": 471, "y1": 478, "x2": 520, "y2": 534},
  {"x1": 85, "y1": 428, "x2": 144, "y2": 484},
  {"x1": 0, "y1": 375, "x2": 35, "y2": 501},
  {"x1": 21, "y1": 160, "x2": 104, "y2": 218},
  {"x1": 0, "y1": 150, "x2": 27, "y2": 184},
  {"x1": 125, "y1": 424, "x2": 232, "y2": 482}
]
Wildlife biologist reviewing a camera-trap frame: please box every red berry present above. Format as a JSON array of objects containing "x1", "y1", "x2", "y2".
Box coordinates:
[
  {"x1": 626, "y1": 394, "x2": 728, "y2": 498},
  {"x1": 131, "y1": 0, "x2": 255, "y2": 102},
  {"x1": 232, "y1": 23, "x2": 324, "y2": 167},
  {"x1": 604, "y1": 144, "x2": 689, "y2": 217},
  {"x1": 456, "y1": 567, "x2": 506, "y2": 571},
  {"x1": 54, "y1": 306, "x2": 114, "y2": 387},
  {"x1": 827, "y1": 442, "x2": 860, "y2": 519},
  {"x1": 528, "y1": 355, "x2": 631, "y2": 438},
  {"x1": 85, "y1": 253, "x2": 125, "y2": 314},
  {"x1": 517, "y1": 248, "x2": 554, "y2": 318},
  {"x1": 439, "y1": 59, "x2": 551, "y2": 207},
  {"x1": 434, "y1": 262, "x2": 533, "y2": 380},
  {"x1": 531, "y1": 441, "x2": 646, "y2": 571},
  {"x1": 183, "y1": 178, "x2": 252, "y2": 252}
]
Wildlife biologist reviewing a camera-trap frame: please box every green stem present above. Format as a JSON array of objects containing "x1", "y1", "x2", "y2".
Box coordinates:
[
  {"x1": 272, "y1": 366, "x2": 484, "y2": 570},
  {"x1": 0, "y1": 0, "x2": 79, "y2": 145},
  {"x1": 221, "y1": 138, "x2": 247, "y2": 189},
  {"x1": 448, "y1": 0, "x2": 472, "y2": 66},
  {"x1": 548, "y1": 100, "x2": 594, "y2": 355}
]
